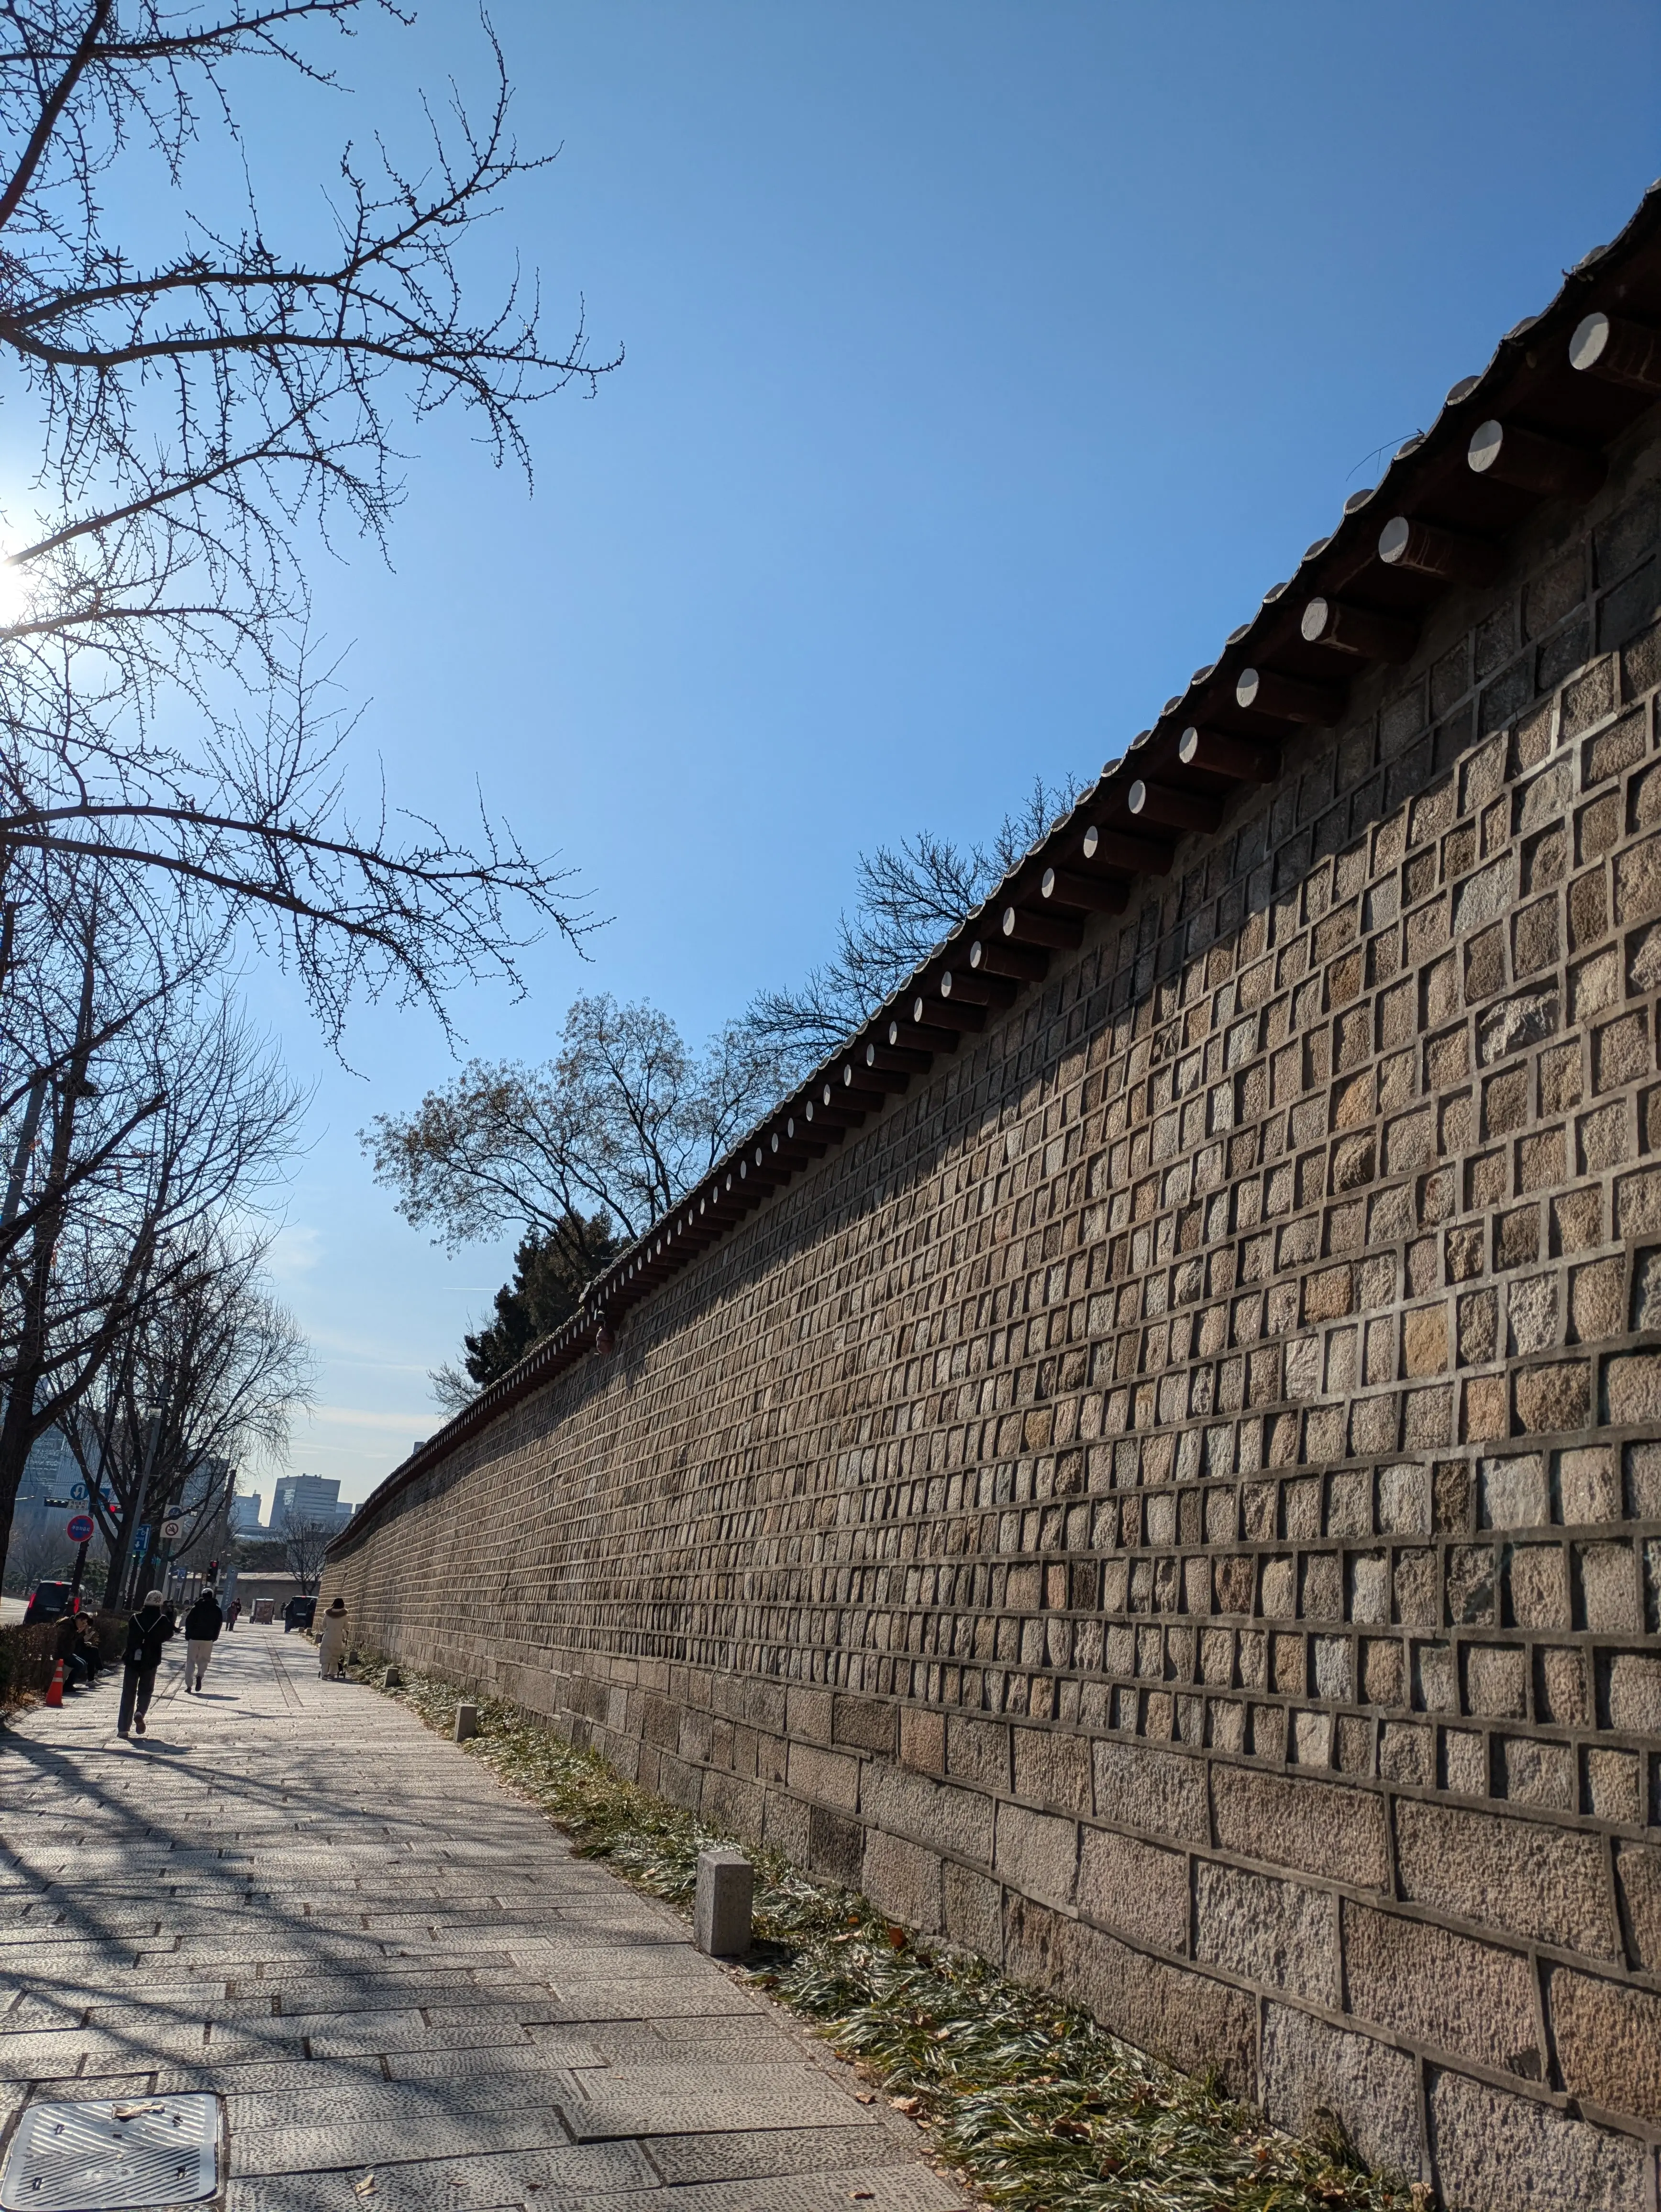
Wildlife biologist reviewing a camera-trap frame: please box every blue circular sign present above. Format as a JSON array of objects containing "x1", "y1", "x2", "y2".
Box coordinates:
[{"x1": 65, "y1": 1513, "x2": 94, "y2": 1543}]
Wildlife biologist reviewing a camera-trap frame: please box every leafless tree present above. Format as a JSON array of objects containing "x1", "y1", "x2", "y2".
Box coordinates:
[
  {"x1": 281, "y1": 1515, "x2": 332, "y2": 1596},
  {"x1": 66, "y1": 1223, "x2": 310, "y2": 1604},
  {"x1": 0, "y1": 3, "x2": 614, "y2": 1039},
  {"x1": 0, "y1": 1511, "x2": 93, "y2": 1596},
  {"x1": 0, "y1": 918, "x2": 304, "y2": 1571},
  {"x1": 365, "y1": 993, "x2": 784, "y2": 1262},
  {"x1": 743, "y1": 775, "x2": 1085, "y2": 1077}
]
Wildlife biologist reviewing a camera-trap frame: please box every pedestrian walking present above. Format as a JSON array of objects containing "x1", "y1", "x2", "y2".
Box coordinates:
[
  {"x1": 225, "y1": 1597, "x2": 241, "y2": 1630},
  {"x1": 181, "y1": 1587, "x2": 224, "y2": 1692},
  {"x1": 117, "y1": 1592, "x2": 175, "y2": 1737},
  {"x1": 316, "y1": 1595, "x2": 349, "y2": 1680}
]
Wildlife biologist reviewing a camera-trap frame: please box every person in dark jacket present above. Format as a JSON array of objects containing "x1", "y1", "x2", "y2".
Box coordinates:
[
  {"x1": 118, "y1": 1592, "x2": 175, "y2": 1736},
  {"x1": 53, "y1": 1611, "x2": 89, "y2": 1690},
  {"x1": 181, "y1": 1588, "x2": 223, "y2": 1692}
]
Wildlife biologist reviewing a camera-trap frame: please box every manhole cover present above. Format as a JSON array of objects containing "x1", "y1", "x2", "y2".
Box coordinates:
[{"x1": 0, "y1": 2094, "x2": 218, "y2": 2210}]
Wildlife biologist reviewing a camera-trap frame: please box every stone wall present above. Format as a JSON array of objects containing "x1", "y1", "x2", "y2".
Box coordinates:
[{"x1": 327, "y1": 421, "x2": 1661, "y2": 2210}]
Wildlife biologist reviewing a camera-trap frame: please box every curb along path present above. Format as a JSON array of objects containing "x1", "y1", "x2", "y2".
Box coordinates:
[{"x1": 0, "y1": 1625, "x2": 962, "y2": 2212}]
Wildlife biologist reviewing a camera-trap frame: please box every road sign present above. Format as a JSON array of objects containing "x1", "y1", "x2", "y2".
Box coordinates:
[
  {"x1": 70, "y1": 1483, "x2": 86, "y2": 1500},
  {"x1": 66, "y1": 1514, "x2": 94, "y2": 1543},
  {"x1": 160, "y1": 1517, "x2": 183, "y2": 1541}
]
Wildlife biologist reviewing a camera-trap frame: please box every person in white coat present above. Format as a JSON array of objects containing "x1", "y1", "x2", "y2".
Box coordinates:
[{"x1": 316, "y1": 1596, "x2": 350, "y2": 1679}]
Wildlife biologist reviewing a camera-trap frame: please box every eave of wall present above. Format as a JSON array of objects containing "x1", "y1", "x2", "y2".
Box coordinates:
[{"x1": 332, "y1": 181, "x2": 1661, "y2": 1559}]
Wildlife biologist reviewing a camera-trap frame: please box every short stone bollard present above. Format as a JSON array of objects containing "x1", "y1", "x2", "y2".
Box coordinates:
[
  {"x1": 454, "y1": 1701, "x2": 478, "y2": 1742},
  {"x1": 383, "y1": 1664, "x2": 402, "y2": 1689},
  {"x1": 693, "y1": 1847, "x2": 753, "y2": 1958}
]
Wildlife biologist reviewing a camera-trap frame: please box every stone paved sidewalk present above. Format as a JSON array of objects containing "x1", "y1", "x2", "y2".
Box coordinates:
[{"x1": 0, "y1": 1624, "x2": 964, "y2": 2212}]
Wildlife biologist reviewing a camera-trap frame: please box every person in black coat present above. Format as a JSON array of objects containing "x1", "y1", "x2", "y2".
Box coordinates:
[
  {"x1": 118, "y1": 1592, "x2": 175, "y2": 1736},
  {"x1": 181, "y1": 1588, "x2": 223, "y2": 1692}
]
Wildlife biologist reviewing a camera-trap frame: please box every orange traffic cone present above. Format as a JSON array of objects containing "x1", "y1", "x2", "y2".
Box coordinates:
[{"x1": 45, "y1": 1659, "x2": 64, "y2": 1707}]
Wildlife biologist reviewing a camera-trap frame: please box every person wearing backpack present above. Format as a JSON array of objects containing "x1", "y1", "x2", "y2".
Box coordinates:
[
  {"x1": 118, "y1": 1593, "x2": 176, "y2": 1737},
  {"x1": 182, "y1": 1587, "x2": 224, "y2": 1693}
]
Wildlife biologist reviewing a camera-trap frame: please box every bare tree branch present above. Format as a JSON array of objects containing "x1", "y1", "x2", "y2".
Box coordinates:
[
  {"x1": 0, "y1": 2, "x2": 615, "y2": 1038},
  {"x1": 742, "y1": 774, "x2": 1086, "y2": 1076}
]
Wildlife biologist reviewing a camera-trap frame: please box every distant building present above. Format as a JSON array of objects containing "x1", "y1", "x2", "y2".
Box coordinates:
[
  {"x1": 229, "y1": 1494, "x2": 263, "y2": 1534},
  {"x1": 3, "y1": 1427, "x2": 107, "y2": 1585},
  {"x1": 270, "y1": 1474, "x2": 353, "y2": 1535}
]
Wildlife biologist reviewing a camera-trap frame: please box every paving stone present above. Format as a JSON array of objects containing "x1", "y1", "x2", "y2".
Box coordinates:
[
  {"x1": 222, "y1": 2066, "x2": 602, "y2": 2127},
  {"x1": 223, "y1": 2138, "x2": 654, "y2": 2212},
  {"x1": 560, "y1": 2060, "x2": 878, "y2": 2138},
  {"x1": 230, "y1": 2105, "x2": 579, "y2": 2177},
  {"x1": 642, "y1": 2126, "x2": 929, "y2": 2182}
]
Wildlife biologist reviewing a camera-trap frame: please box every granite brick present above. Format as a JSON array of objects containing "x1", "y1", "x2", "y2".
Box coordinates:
[
  {"x1": 1342, "y1": 1902, "x2": 1538, "y2": 2073},
  {"x1": 1393, "y1": 1800, "x2": 1620, "y2": 1958},
  {"x1": 1428, "y1": 2069, "x2": 1648, "y2": 2212}
]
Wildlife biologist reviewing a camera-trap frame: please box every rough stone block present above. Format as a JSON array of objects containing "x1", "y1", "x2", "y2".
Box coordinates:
[
  {"x1": 1063, "y1": 1918, "x2": 1258, "y2": 2093},
  {"x1": 786, "y1": 1742, "x2": 860, "y2": 1813},
  {"x1": 1194, "y1": 1861, "x2": 1338, "y2": 2006},
  {"x1": 1614, "y1": 832, "x2": 1661, "y2": 927},
  {"x1": 1393, "y1": 1799, "x2": 1619, "y2": 1958},
  {"x1": 1092, "y1": 1739, "x2": 1208, "y2": 1844},
  {"x1": 1549, "y1": 1967, "x2": 1661, "y2": 2126},
  {"x1": 1513, "y1": 1361, "x2": 1590, "y2": 1435},
  {"x1": 1075, "y1": 1826, "x2": 1189, "y2": 1956},
  {"x1": 701, "y1": 1770, "x2": 764, "y2": 1839},
  {"x1": 1601, "y1": 1650, "x2": 1661, "y2": 1734},
  {"x1": 861, "y1": 1762, "x2": 994, "y2": 1866},
  {"x1": 994, "y1": 1803, "x2": 1077, "y2": 1909},
  {"x1": 946, "y1": 1714, "x2": 1011, "y2": 1792},
  {"x1": 861, "y1": 1829, "x2": 943, "y2": 1936},
  {"x1": 1615, "y1": 1842, "x2": 1661, "y2": 1972},
  {"x1": 943, "y1": 1862, "x2": 1003, "y2": 1959},
  {"x1": 1210, "y1": 1764, "x2": 1389, "y2": 1888},
  {"x1": 831, "y1": 1695, "x2": 896, "y2": 1756},
  {"x1": 1428, "y1": 2068, "x2": 1648, "y2": 2212},
  {"x1": 1013, "y1": 1725, "x2": 1093, "y2": 1815},
  {"x1": 806, "y1": 1806, "x2": 864, "y2": 1887},
  {"x1": 1603, "y1": 1352, "x2": 1661, "y2": 1425},
  {"x1": 454, "y1": 1703, "x2": 478, "y2": 1743},
  {"x1": 785, "y1": 1685, "x2": 833, "y2": 1746},
  {"x1": 1343, "y1": 1902, "x2": 1538, "y2": 2072},
  {"x1": 1464, "y1": 1643, "x2": 1527, "y2": 1718},
  {"x1": 1259, "y1": 2002, "x2": 1421, "y2": 2178},
  {"x1": 898, "y1": 1707, "x2": 945, "y2": 1775}
]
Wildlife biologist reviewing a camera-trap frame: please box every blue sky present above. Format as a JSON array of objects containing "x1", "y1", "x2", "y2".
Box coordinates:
[{"x1": 241, "y1": 0, "x2": 1661, "y2": 1507}]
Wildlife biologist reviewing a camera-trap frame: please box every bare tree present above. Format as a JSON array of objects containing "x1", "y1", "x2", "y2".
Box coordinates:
[
  {"x1": 67, "y1": 1224, "x2": 310, "y2": 1605},
  {"x1": 743, "y1": 775, "x2": 1085, "y2": 1077},
  {"x1": 1, "y1": 1510, "x2": 92, "y2": 1596},
  {"x1": 281, "y1": 1516, "x2": 332, "y2": 1596},
  {"x1": 0, "y1": 3, "x2": 615, "y2": 1038},
  {"x1": 365, "y1": 993, "x2": 784, "y2": 1261},
  {"x1": 0, "y1": 925, "x2": 305, "y2": 1570}
]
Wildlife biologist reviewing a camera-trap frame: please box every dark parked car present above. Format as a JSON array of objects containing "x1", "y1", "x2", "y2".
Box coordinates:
[
  {"x1": 282, "y1": 1595, "x2": 316, "y2": 1633},
  {"x1": 22, "y1": 1581, "x2": 80, "y2": 1626}
]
